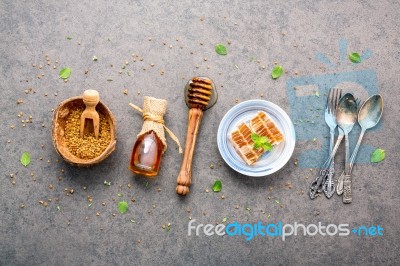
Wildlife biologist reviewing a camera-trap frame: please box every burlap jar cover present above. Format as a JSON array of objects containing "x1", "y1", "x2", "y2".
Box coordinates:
[{"x1": 129, "y1": 96, "x2": 182, "y2": 154}]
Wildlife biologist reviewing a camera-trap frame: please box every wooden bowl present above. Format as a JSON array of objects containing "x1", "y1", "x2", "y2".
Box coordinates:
[{"x1": 52, "y1": 96, "x2": 117, "y2": 167}]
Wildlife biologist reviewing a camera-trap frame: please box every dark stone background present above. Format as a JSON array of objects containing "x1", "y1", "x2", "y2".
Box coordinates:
[{"x1": 1, "y1": 1, "x2": 399, "y2": 265}]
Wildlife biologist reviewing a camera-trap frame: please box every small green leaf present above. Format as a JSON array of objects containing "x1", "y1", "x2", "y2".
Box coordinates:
[
  {"x1": 271, "y1": 65, "x2": 283, "y2": 79},
  {"x1": 215, "y1": 44, "x2": 227, "y2": 55},
  {"x1": 104, "y1": 180, "x2": 111, "y2": 186},
  {"x1": 261, "y1": 142, "x2": 272, "y2": 151},
  {"x1": 349, "y1": 52, "x2": 361, "y2": 63},
  {"x1": 59, "y1": 68, "x2": 71, "y2": 79},
  {"x1": 117, "y1": 201, "x2": 129, "y2": 214},
  {"x1": 20, "y1": 151, "x2": 30, "y2": 167},
  {"x1": 66, "y1": 36, "x2": 72, "y2": 40},
  {"x1": 251, "y1": 133, "x2": 259, "y2": 142},
  {"x1": 251, "y1": 133, "x2": 272, "y2": 151},
  {"x1": 370, "y1": 148, "x2": 385, "y2": 163},
  {"x1": 212, "y1": 180, "x2": 222, "y2": 192},
  {"x1": 222, "y1": 217, "x2": 227, "y2": 223}
]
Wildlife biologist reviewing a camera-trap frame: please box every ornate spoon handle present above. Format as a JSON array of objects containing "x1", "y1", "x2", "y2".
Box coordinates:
[
  {"x1": 323, "y1": 129, "x2": 336, "y2": 198},
  {"x1": 323, "y1": 161, "x2": 335, "y2": 198},
  {"x1": 336, "y1": 171, "x2": 345, "y2": 195},
  {"x1": 309, "y1": 134, "x2": 343, "y2": 199},
  {"x1": 342, "y1": 130, "x2": 365, "y2": 203}
]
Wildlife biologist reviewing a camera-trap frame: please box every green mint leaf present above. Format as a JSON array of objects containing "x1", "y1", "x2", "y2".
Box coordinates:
[
  {"x1": 215, "y1": 44, "x2": 227, "y2": 55},
  {"x1": 349, "y1": 52, "x2": 361, "y2": 63},
  {"x1": 252, "y1": 133, "x2": 272, "y2": 151},
  {"x1": 259, "y1": 136, "x2": 268, "y2": 143},
  {"x1": 117, "y1": 201, "x2": 129, "y2": 214},
  {"x1": 104, "y1": 180, "x2": 111, "y2": 186},
  {"x1": 20, "y1": 151, "x2": 30, "y2": 167},
  {"x1": 370, "y1": 148, "x2": 385, "y2": 163},
  {"x1": 212, "y1": 180, "x2": 222, "y2": 192},
  {"x1": 59, "y1": 68, "x2": 71, "y2": 79},
  {"x1": 222, "y1": 217, "x2": 227, "y2": 223},
  {"x1": 251, "y1": 133, "x2": 260, "y2": 142},
  {"x1": 261, "y1": 142, "x2": 272, "y2": 151},
  {"x1": 66, "y1": 36, "x2": 72, "y2": 40},
  {"x1": 271, "y1": 65, "x2": 283, "y2": 79}
]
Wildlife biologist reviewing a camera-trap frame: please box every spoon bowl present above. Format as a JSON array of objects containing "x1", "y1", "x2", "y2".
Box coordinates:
[
  {"x1": 336, "y1": 93, "x2": 358, "y2": 134},
  {"x1": 358, "y1": 95, "x2": 383, "y2": 129}
]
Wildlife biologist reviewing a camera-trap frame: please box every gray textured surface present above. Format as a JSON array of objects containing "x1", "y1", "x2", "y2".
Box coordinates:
[{"x1": 1, "y1": 1, "x2": 399, "y2": 265}]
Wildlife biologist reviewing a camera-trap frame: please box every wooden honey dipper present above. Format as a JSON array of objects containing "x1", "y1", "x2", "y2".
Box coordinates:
[
  {"x1": 80, "y1": 89, "x2": 100, "y2": 138},
  {"x1": 176, "y1": 77, "x2": 217, "y2": 196}
]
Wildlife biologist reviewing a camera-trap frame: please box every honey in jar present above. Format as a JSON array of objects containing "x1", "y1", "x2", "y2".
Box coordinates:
[{"x1": 129, "y1": 130, "x2": 164, "y2": 177}]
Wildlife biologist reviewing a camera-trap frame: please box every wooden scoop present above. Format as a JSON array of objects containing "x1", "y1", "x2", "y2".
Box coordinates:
[
  {"x1": 80, "y1": 89, "x2": 100, "y2": 138},
  {"x1": 176, "y1": 77, "x2": 217, "y2": 196}
]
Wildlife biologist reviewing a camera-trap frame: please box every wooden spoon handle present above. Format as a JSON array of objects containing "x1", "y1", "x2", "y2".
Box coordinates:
[{"x1": 176, "y1": 108, "x2": 204, "y2": 196}]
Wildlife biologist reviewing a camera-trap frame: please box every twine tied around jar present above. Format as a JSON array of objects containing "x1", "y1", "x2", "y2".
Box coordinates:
[{"x1": 129, "y1": 96, "x2": 183, "y2": 154}]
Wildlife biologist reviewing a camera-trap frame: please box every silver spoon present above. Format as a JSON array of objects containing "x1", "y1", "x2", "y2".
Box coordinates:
[
  {"x1": 337, "y1": 95, "x2": 383, "y2": 201},
  {"x1": 335, "y1": 93, "x2": 359, "y2": 203}
]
